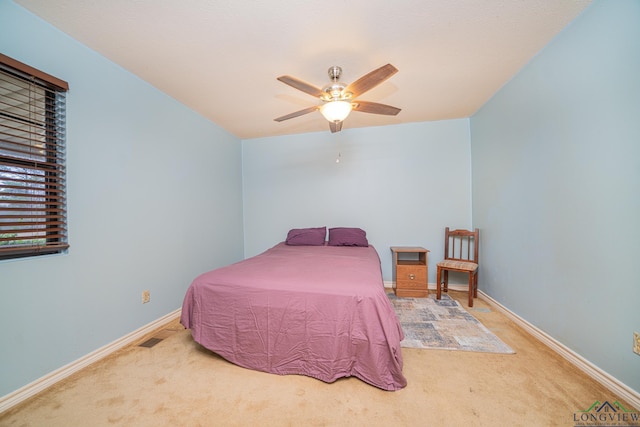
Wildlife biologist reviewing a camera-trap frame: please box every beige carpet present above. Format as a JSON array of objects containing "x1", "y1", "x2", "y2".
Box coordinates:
[{"x1": 0, "y1": 291, "x2": 635, "y2": 426}]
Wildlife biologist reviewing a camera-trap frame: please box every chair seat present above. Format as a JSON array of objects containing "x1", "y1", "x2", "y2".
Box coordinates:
[{"x1": 437, "y1": 260, "x2": 478, "y2": 272}]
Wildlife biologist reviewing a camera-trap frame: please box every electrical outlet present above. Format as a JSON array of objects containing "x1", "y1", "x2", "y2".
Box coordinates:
[
  {"x1": 634, "y1": 332, "x2": 640, "y2": 356},
  {"x1": 142, "y1": 290, "x2": 150, "y2": 304}
]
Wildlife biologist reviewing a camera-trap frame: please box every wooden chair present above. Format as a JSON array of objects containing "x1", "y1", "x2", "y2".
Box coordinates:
[{"x1": 436, "y1": 227, "x2": 479, "y2": 307}]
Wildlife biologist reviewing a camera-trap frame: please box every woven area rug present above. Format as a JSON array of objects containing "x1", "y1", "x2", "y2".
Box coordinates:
[{"x1": 388, "y1": 293, "x2": 515, "y2": 354}]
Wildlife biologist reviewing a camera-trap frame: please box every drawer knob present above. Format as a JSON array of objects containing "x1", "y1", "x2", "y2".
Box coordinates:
[{"x1": 409, "y1": 274, "x2": 415, "y2": 280}]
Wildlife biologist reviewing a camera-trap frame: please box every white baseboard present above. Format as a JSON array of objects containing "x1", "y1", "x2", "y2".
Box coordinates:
[
  {"x1": 384, "y1": 281, "x2": 467, "y2": 292},
  {"x1": 478, "y1": 290, "x2": 640, "y2": 410},
  {"x1": 0, "y1": 309, "x2": 181, "y2": 414}
]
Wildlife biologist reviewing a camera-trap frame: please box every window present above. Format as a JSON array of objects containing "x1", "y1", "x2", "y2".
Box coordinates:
[{"x1": 0, "y1": 54, "x2": 69, "y2": 260}]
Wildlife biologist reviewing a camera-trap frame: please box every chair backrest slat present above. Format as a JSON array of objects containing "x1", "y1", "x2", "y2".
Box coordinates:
[{"x1": 444, "y1": 227, "x2": 479, "y2": 263}]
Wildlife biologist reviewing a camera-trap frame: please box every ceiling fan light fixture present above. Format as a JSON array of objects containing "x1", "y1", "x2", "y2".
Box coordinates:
[{"x1": 320, "y1": 100, "x2": 352, "y2": 122}]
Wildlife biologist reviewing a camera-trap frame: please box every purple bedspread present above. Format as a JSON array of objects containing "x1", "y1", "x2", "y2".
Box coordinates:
[{"x1": 180, "y1": 243, "x2": 407, "y2": 391}]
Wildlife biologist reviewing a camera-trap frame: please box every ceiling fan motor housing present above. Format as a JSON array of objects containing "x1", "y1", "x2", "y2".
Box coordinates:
[
  {"x1": 322, "y1": 83, "x2": 348, "y2": 101},
  {"x1": 322, "y1": 66, "x2": 350, "y2": 101}
]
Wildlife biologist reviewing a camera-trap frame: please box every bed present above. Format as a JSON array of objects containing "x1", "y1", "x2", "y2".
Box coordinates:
[{"x1": 180, "y1": 228, "x2": 407, "y2": 391}]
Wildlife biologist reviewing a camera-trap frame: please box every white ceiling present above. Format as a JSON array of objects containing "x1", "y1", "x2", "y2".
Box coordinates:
[{"x1": 15, "y1": 0, "x2": 592, "y2": 140}]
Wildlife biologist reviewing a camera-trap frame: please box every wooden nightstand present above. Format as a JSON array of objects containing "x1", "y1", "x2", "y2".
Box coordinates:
[{"x1": 391, "y1": 246, "x2": 429, "y2": 298}]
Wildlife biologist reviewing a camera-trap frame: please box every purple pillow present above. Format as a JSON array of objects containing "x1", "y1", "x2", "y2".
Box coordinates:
[
  {"x1": 285, "y1": 227, "x2": 326, "y2": 246},
  {"x1": 328, "y1": 227, "x2": 369, "y2": 247}
]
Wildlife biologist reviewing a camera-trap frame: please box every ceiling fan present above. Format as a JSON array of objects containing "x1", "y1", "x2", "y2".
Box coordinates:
[{"x1": 274, "y1": 64, "x2": 401, "y2": 133}]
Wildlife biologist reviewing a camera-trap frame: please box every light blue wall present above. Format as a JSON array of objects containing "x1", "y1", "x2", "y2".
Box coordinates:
[
  {"x1": 0, "y1": 2, "x2": 244, "y2": 396},
  {"x1": 471, "y1": 0, "x2": 640, "y2": 393},
  {"x1": 242, "y1": 120, "x2": 472, "y2": 282}
]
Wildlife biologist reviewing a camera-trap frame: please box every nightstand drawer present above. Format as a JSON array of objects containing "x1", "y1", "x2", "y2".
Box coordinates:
[
  {"x1": 396, "y1": 266, "x2": 426, "y2": 282},
  {"x1": 396, "y1": 279, "x2": 427, "y2": 290}
]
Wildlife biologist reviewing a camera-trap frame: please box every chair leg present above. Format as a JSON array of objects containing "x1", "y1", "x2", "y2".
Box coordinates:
[
  {"x1": 436, "y1": 266, "x2": 442, "y2": 300},
  {"x1": 474, "y1": 271, "x2": 478, "y2": 298},
  {"x1": 443, "y1": 270, "x2": 449, "y2": 292},
  {"x1": 468, "y1": 272, "x2": 474, "y2": 307}
]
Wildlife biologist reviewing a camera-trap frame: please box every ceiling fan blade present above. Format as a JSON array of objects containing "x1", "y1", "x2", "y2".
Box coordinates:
[
  {"x1": 274, "y1": 106, "x2": 319, "y2": 122},
  {"x1": 344, "y1": 64, "x2": 398, "y2": 98},
  {"x1": 353, "y1": 101, "x2": 401, "y2": 116},
  {"x1": 329, "y1": 121, "x2": 343, "y2": 133},
  {"x1": 277, "y1": 76, "x2": 324, "y2": 97}
]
